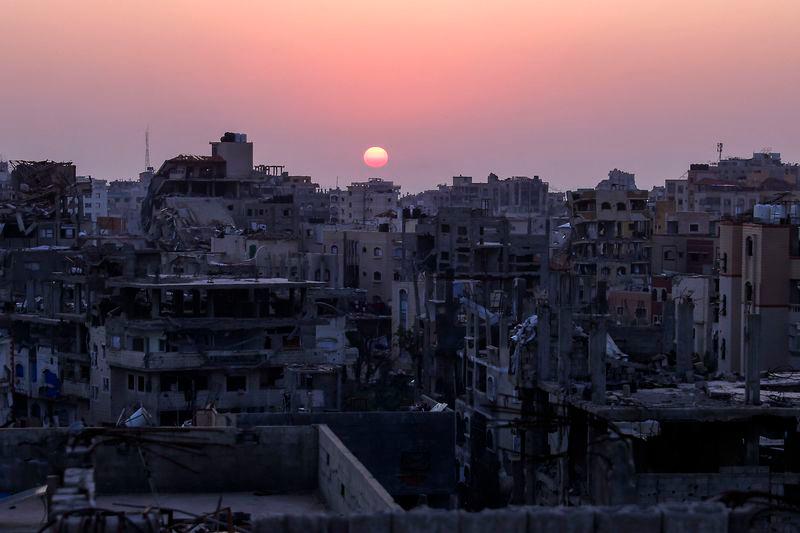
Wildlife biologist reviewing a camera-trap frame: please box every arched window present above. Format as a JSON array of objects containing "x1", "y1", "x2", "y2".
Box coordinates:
[
  {"x1": 15, "y1": 363, "x2": 24, "y2": 379},
  {"x1": 330, "y1": 245, "x2": 338, "y2": 255},
  {"x1": 601, "y1": 202, "x2": 612, "y2": 210},
  {"x1": 617, "y1": 266, "x2": 627, "y2": 276},
  {"x1": 746, "y1": 236, "x2": 754, "y2": 257},
  {"x1": 373, "y1": 271, "x2": 382, "y2": 281},
  {"x1": 373, "y1": 247, "x2": 383, "y2": 257},
  {"x1": 487, "y1": 375, "x2": 496, "y2": 400}
]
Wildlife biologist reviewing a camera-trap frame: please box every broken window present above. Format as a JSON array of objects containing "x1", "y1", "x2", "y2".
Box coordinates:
[
  {"x1": 131, "y1": 337, "x2": 145, "y2": 352},
  {"x1": 259, "y1": 367, "x2": 284, "y2": 389},
  {"x1": 226, "y1": 375, "x2": 247, "y2": 392}
]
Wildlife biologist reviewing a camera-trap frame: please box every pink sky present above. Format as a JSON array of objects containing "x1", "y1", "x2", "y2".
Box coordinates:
[{"x1": 2, "y1": 0, "x2": 800, "y2": 192}]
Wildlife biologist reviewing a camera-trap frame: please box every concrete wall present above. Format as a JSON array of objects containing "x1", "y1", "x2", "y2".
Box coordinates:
[
  {"x1": 0, "y1": 426, "x2": 318, "y2": 495},
  {"x1": 251, "y1": 503, "x2": 734, "y2": 532},
  {"x1": 0, "y1": 428, "x2": 70, "y2": 493},
  {"x1": 94, "y1": 426, "x2": 318, "y2": 494},
  {"x1": 236, "y1": 411, "x2": 455, "y2": 501},
  {"x1": 317, "y1": 424, "x2": 399, "y2": 514}
]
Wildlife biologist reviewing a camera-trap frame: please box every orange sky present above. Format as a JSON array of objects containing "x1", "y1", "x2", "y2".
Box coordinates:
[{"x1": 2, "y1": 0, "x2": 800, "y2": 192}]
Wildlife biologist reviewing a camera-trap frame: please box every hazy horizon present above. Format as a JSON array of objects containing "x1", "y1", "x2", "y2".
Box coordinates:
[{"x1": 3, "y1": 0, "x2": 800, "y2": 193}]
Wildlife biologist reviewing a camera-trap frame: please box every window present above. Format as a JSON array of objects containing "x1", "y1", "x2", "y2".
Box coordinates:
[
  {"x1": 441, "y1": 224, "x2": 450, "y2": 233},
  {"x1": 137, "y1": 375, "x2": 145, "y2": 392},
  {"x1": 601, "y1": 202, "x2": 611, "y2": 210},
  {"x1": 259, "y1": 367, "x2": 284, "y2": 389},
  {"x1": 226, "y1": 375, "x2": 247, "y2": 392},
  {"x1": 131, "y1": 337, "x2": 145, "y2": 352},
  {"x1": 746, "y1": 236, "x2": 754, "y2": 257},
  {"x1": 616, "y1": 202, "x2": 627, "y2": 211},
  {"x1": 373, "y1": 247, "x2": 383, "y2": 257},
  {"x1": 393, "y1": 271, "x2": 400, "y2": 281},
  {"x1": 486, "y1": 429, "x2": 495, "y2": 451},
  {"x1": 102, "y1": 377, "x2": 109, "y2": 392},
  {"x1": 440, "y1": 251, "x2": 450, "y2": 261},
  {"x1": 330, "y1": 245, "x2": 338, "y2": 255},
  {"x1": 393, "y1": 248, "x2": 403, "y2": 259},
  {"x1": 15, "y1": 363, "x2": 24, "y2": 379},
  {"x1": 458, "y1": 226, "x2": 468, "y2": 235},
  {"x1": 373, "y1": 271, "x2": 382, "y2": 281},
  {"x1": 127, "y1": 374, "x2": 135, "y2": 390},
  {"x1": 689, "y1": 224, "x2": 699, "y2": 232},
  {"x1": 745, "y1": 282, "x2": 753, "y2": 303}
]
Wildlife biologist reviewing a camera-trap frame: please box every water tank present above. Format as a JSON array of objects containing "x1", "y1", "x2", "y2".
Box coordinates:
[
  {"x1": 773, "y1": 204, "x2": 787, "y2": 223},
  {"x1": 753, "y1": 204, "x2": 772, "y2": 223},
  {"x1": 790, "y1": 204, "x2": 800, "y2": 224}
]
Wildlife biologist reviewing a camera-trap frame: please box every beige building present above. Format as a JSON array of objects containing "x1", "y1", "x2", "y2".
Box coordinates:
[
  {"x1": 322, "y1": 228, "x2": 405, "y2": 309},
  {"x1": 716, "y1": 219, "x2": 800, "y2": 373},
  {"x1": 330, "y1": 178, "x2": 401, "y2": 228}
]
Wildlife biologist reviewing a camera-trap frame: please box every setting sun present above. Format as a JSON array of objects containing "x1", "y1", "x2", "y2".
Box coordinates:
[{"x1": 363, "y1": 146, "x2": 388, "y2": 168}]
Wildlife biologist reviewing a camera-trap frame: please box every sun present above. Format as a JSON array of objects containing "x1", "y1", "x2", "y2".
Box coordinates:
[{"x1": 364, "y1": 146, "x2": 388, "y2": 168}]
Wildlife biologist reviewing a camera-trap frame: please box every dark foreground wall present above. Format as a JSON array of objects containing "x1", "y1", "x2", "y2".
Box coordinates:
[
  {"x1": 0, "y1": 426, "x2": 318, "y2": 495},
  {"x1": 236, "y1": 411, "x2": 455, "y2": 503},
  {"x1": 250, "y1": 503, "x2": 741, "y2": 532}
]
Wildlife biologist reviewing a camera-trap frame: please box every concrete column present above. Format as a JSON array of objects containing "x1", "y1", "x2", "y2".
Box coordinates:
[
  {"x1": 676, "y1": 299, "x2": 694, "y2": 377},
  {"x1": 558, "y1": 307, "x2": 573, "y2": 388},
  {"x1": 151, "y1": 289, "x2": 161, "y2": 318},
  {"x1": 590, "y1": 320, "x2": 607, "y2": 405},
  {"x1": 662, "y1": 297, "x2": 675, "y2": 352},
  {"x1": 537, "y1": 305, "x2": 550, "y2": 382},
  {"x1": 745, "y1": 313, "x2": 761, "y2": 406}
]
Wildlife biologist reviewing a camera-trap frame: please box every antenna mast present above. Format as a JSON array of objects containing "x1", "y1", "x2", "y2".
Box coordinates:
[
  {"x1": 145, "y1": 127, "x2": 151, "y2": 170},
  {"x1": 716, "y1": 142, "x2": 723, "y2": 162}
]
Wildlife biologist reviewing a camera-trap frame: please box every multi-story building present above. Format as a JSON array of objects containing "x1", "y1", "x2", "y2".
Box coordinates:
[
  {"x1": 322, "y1": 228, "x2": 405, "y2": 310},
  {"x1": 403, "y1": 174, "x2": 549, "y2": 217},
  {"x1": 651, "y1": 206, "x2": 717, "y2": 275},
  {"x1": 106, "y1": 169, "x2": 152, "y2": 235},
  {"x1": 330, "y1": 178, "x2": 401, "y2": 228},
  {"x1": 567, "y1": 187, "x2": 652, "y2": 305},
  {"x1": 80, "y1": 177, "x2": 108, "y2": 224},
  {"x1": 715, "y1": 211, "x2": 800, "y2": 373}
]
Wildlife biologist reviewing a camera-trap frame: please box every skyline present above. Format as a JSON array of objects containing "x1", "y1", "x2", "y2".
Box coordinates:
[{"x1": 3, "y1": 0, "x2": 800, "y2": 193}]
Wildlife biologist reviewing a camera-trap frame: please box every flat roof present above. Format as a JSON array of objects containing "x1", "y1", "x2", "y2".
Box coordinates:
[{"x1": 107, "y1": 277, "x2": 323, "y2": 290}]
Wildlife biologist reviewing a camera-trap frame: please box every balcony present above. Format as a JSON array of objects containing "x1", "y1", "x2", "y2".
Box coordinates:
[{"x1": 108, "y1": 348, "x2": 327, "y2": 371}]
